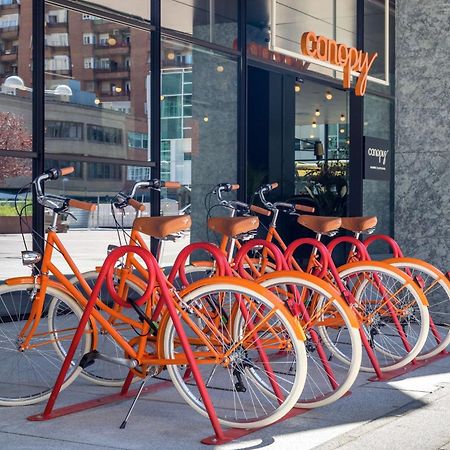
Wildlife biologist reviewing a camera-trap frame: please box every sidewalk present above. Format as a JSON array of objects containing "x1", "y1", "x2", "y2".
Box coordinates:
[{"x1": 0, "y1": 356, "x2": 449, "y2": 449}]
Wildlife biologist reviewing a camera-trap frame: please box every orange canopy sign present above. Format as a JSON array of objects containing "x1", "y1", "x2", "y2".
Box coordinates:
[{"x1": 300, "y1": 31, "x2": 378, "y2": 96}]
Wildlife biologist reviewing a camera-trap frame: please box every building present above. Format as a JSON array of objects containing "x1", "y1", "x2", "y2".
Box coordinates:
[{"x1": 0, "y1": 0, "x2": 448, "y2": 271}]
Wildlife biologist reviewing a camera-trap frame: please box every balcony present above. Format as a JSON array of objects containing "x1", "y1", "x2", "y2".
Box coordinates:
[
  {"x1": 0, "y1": 2, "x2": 19, "y2": 11},
  {"x1": 94, "y1": 42, "x2": 130, "y2": 56},
  {"x1": 46, "y1": 21, "x2": 68, "y2": 28},
  {"x1": 93, "y1": 66, "x2": 130, "y2": 80},
  {"x1": 99, "y1": 91, "x2": 130, "y2": 102},
  {"x1": 0, "y1": 25, "x2": 19, "y2": 39},
  {"x1": 0, "y1": 45, "x2": 17, "y2": 61}
]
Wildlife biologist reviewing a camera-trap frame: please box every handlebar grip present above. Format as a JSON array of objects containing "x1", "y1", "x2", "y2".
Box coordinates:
[
  {"x1": 128, "y1": 198, "x2": 145, "y2": 212},
  {"x1": 68, "y1": 199, "x2": 97, "y2": 212},
  {"x1": 230, "y1": 184, "x2": 240, "y2": 191},
  {"x1": 60, "y1": 167, "x2": 74, "y2": 177},
  {"x1": 270, "y1": 182, "x2": 279, "y2": 190},
  {"x1": 250, "y1": 205, "x2": 272, "y2": 217},
  {"x1": 162, "y1": 181, "x2": 181, "y2": 189},
  {"x1": 295, "y1": 204, "x2": 315, "y2": 213}
]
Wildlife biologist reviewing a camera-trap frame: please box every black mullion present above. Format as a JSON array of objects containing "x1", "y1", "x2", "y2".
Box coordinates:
[
  {"x1": 150, "y1": 0, "x2": 161, "y2": 254},
  {"x1": 32, "y1": 0, "x2": 45, "y2": 253},
  {"x1": 237, "y1": 0, "x2": 247, "y2": 201},
  {"x1": 348, "y1": 0, "x2": 365, "y2": 217}
]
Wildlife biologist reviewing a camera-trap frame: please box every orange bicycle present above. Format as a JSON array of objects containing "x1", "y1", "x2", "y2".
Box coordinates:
[{"x1": 0, "y1": 168, "x2": 308, "y2": 431}]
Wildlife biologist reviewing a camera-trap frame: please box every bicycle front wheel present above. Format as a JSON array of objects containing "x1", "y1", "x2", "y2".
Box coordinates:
[
  {"x1": 385, "y1": 257, "x2": 450, "y2": 359},
  {"x1": 0, "y1": 282, "x2": 91, "y2": 405},
  {"x1": 162, "y1": 278, "x2": 307, "y2": 429},
  {"x1": 338, "y1": 262, "x2": 429, "y2": 372},
  {"x1": 257, "y1": 272, "x2": 362, "y2": 408}
]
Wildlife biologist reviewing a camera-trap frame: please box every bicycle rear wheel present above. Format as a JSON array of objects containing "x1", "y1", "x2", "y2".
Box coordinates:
[
  {"x1": 162, "y1": 278, "x2": 307, "y2": 429},
  {"x1": 0, "y1": 283, "x2": 91, "y2": 405},
  {"x1": 257, "y1": 273, "x2": 361, "y2": 408},
  {"x1": 338, "y1": 262, "x2": 429, "y2": 372},
  {"x1": 386, "y1": 257, "x2": 450, "y2": 359}
]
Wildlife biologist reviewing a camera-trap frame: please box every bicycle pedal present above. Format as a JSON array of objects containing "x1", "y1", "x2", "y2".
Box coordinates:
[{"x1": 79, "y1": 350, "x2": 100, "y2": 369}]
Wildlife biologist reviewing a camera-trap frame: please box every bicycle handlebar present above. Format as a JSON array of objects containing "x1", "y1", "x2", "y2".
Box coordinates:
[
  {"x1": 68, "y1": 199, "x2": 96, "y2": 212},
  {"x1": 33, "y1": 168, "x2": 97, "y2": 213}
]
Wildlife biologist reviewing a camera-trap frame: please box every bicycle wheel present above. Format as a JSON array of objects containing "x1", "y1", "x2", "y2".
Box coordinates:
[
  {"x1": 0, "y1": 282, "x2": 91, "y2": 405},
  {"x1": 162, "y1": 278, "x2": 307, "y2": 429},
  {"x1": 385, "y1": 257, "x2": 450, "y2": 359},
  {"x1": 67, "y1": 270, "x2": 144, "y2": 386},
  {"x1": 254, "y1": 273, "x2": 361, "y2": 408},
  {"x1": 338, "y1": 261, "x2": 429, "y2": 372}
]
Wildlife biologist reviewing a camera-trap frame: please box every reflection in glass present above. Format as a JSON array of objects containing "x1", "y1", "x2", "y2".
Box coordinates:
[
  {"x1": 71, "y1": 0, "x2": 150, "y2": 21},
  {"x1": 162, "y1": 0, "x2": 238, "y2": 48},
  {"x1": 0, "y1": 156, "x2": 33, "y2": 276},
  {"x1": 161, "y1": 38, "x2": 238, "y2": 245}
]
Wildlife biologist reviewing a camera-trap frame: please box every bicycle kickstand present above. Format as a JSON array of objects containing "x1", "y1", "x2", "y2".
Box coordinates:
[{"x1": 119, "y1": 376, "x2": 150, "y2": 429}]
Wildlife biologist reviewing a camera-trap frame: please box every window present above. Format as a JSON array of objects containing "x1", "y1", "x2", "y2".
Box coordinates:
[
  {"x1": 0, "y1": 14, "x2": 19, "y2": 28},
  {"x1": 88, "y1": 163, "x2": 121, "y2": 179},
  {"x1": 46, "y1": 10, "x2": 67, "y2": 24},
  {"x1": 127, "y1": 132, "x2": 148, "y2": 149},
  {"x1": 45, "y1": 56, "x2": 70, "y2": 71},
  {"x1": 162, "y1": 73, "x2": 182, "y2": 96},
  {"x1": 127, "y1": 166, "x2": 151, "y2": 181},
  {"x1": 46, "y1": 121, "x2": 83, "y2": 140},
  {"x1": 83, "y1": 33, "x2": 96, "y2": 45},
  {"x1": 87, "y1": 125, "x2": 122, "y2": 145},
  {"x1": 161, "y1": 96, "x2": 182, "y2": 118},
  {"x1": 84, "y1": 57, "x2": 95, "y2": 69},
  {"x1": 45, "y1": 33, "x2": 69, "y2": 47},
  {"x1": 82, "y1": 14, "x2": 99, "y2": 20},
  {"x1": 98, "y1": 58, "x2": 110, "y2": 69},
  {"x1": 99, "y1": 33, "x2": 110, "y2": 45}
]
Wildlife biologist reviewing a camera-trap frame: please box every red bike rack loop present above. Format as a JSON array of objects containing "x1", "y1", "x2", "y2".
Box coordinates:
[
  {"x1": 364, "y1": 234, "x2": 404, "y2": 258},
  {"x1": 106, "y1": 246, "x2": 157, "y2": 307},
  {"x1": 234, "y1": 239, "x2": 288, "y2": 280},
  {"x1": 327, "y1": 235, "x2": 371, "y2": 262},
  {"x1": 167, "y1": 242, "x2": 231, "y2": 286},
  {"x1": 285, "y1": 238, "x2": 330, "y2": 279}
]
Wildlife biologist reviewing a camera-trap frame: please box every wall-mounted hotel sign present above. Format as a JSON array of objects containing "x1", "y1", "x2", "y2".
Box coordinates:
[
  {"x1": 364, "y1": 137, "x2": 391, "y2": 181},
  {"x1": 300, "y1": 32, "x2": 377, "y2": 96}
]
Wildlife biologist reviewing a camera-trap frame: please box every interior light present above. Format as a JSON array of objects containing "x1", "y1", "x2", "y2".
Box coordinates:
[
  {"x1": 114, "y1": 86, "x2": 122, "y2": 93},
  {"x1": 294, "y1": 84, "x2": 301, "y2": 93},
  {"x1": 160, "y1": 95, "x2": 165, "y2": 101},
  {"x1": 312, "y1": 121, "x2": 317, "y2": 128},
  {"x1": 216, "y1": 65, "x2": 224, "y2": 73},
  {"x1": 325, "y1": 91, "x2": 333, "y2": 100},
  {"x1": 203, "y1": 116, "x2": 209, "y2": 122},
  {"x1": 309, "y1": 134, "x2": 315, "y2": 139},
  {"x1": 315, "y1": 109, "x2": 321, "y2": 117},
  {"x1": 167, "y1": 51, "x2": 175, "y2": 60},
  {"x1": 107, "y1": 36, "x2": 117, "y2": 46},
  {"x1": 340, "y1": 114, "x2": 346, "y2": 122},
  {"x1": 339, "y1": 128, "x2": 345, "y2": 134},
  {"x1": 94, "y1": 98, "x2": 101, "y2": 105}
]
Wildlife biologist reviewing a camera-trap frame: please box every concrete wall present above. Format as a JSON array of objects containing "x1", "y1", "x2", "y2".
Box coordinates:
[{"x1": 395, "y1": 0, "x2": 450, "y2": 271}]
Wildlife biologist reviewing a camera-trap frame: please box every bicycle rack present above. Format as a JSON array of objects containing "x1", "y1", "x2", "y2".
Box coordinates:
[{"x1": 27, "y1": 244, "x2": 310, "y2": 445}]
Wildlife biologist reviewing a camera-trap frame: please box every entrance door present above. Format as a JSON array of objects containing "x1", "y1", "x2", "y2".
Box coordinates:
[{"x1": 247, "y1": 66, "x2": 350, "y2": 217}]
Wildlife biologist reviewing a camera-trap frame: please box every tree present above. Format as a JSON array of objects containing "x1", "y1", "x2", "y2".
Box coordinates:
[{"x1": 0, "y1": 112, "x2": 32, "y2": 181}]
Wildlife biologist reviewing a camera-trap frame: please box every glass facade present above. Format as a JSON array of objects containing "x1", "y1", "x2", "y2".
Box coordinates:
[{"x1": 0, "y1": 0, "x2": 394, "y2": 271}]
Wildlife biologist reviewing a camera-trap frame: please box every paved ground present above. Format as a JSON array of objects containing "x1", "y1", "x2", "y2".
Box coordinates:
[{"x1": 0, "y1": 354, "x2": 449, "y2": 449}]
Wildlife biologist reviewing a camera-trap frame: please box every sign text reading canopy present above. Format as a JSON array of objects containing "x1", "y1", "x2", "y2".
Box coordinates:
[{"x1": 300, "y1": 32, "x2": 378, "y2": 96}]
